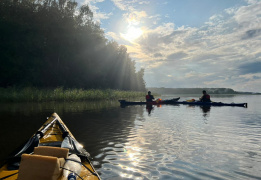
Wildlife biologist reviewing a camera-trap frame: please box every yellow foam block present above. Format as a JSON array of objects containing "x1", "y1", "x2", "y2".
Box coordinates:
[
  {"x1": 18, "y1": 154, "x2": 65, "y2": 180},
  {"x1": 34, "y1": 146, "x2": 69, "y2": 159}
]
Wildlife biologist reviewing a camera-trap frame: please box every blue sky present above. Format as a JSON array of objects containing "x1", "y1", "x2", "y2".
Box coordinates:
[{"x1": 77, "y1": 0, "x2": 261, "y2": 92}]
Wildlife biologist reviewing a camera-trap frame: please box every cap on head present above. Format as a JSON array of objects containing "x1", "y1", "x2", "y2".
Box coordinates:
[
  {"x1": 202, "y1": 90, "x2": 206, "y2": 93},
  {"x1": 148, "y1": 91, "x2": 151, "y2": 94}
]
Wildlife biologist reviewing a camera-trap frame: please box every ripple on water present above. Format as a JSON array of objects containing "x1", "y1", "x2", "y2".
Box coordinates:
[
  {"x1": 1, "y1": 96, "x2": 260, "y2": 179},
  {"x1": 93, "y1": 96, "x2": 261, "y2": 179}
]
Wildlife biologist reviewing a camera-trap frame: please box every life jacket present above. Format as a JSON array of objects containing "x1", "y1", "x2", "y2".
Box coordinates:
[
  {"x1": 146, "y1": 95, "x2": 153, "y2": 102},
  {"x1": 206, "y1": 94, "x2": 210, "y2": 99},
  {"x1": 202, "y1": 94, "x2": 211, "y2": 102}
]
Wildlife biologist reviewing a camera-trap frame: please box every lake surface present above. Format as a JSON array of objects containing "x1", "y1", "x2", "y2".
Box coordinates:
[{"x1": 0, "y1": 94, "x2": 261, "y2": 180}]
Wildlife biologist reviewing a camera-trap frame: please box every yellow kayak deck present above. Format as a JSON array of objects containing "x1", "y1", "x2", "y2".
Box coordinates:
[{"x1": 0, "y1": 113, "x2": 100, "y2": 180}]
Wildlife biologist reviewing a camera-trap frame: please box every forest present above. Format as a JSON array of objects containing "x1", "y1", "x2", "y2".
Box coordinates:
[{"x1": 0, "y1": 0, "x2": 146, "y2": 91}]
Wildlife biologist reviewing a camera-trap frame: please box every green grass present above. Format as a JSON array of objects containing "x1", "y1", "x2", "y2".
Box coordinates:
[{"x1": 0, "y1": 87, "x2": 146, "y2": 102}]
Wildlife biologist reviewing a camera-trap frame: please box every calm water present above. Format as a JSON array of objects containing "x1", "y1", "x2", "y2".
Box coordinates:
[{"x1": 0, "y1": 95, "x2": 261, "y2": 180}]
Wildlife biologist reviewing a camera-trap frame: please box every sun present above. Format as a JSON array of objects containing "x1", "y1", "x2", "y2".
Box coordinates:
[{"x1": 121, "y1": 26, "x2": 143, "y2": 42}]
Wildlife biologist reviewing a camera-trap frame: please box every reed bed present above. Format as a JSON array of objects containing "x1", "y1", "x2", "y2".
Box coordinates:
[{"x1": 0, "y1": 87, "x2": 146, "y2": 102}]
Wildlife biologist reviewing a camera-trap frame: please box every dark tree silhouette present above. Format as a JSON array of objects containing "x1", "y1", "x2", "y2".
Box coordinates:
[{"x1": 0, "y1": 0, "x2": 146, "y2": 91}]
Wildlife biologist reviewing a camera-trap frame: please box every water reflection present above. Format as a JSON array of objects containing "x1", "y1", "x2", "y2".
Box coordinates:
[
  {"x1": 200, "y1": 106, "x2": 211, "y2": 113},
  {"x1": 200, "y1": 106, "x2": 211, "y2": 123},
  {"x1": 0, "y1": 102, "x2": 145, "y2": 173},
  {"x1": 201, "y1": 105, "x2": 211, "y2": 115},
  {"x1": 186, "y1": 105, "x2": 211, "y2": 119},
  {"x1": 0, "y1": 95, "x2": 260, "y2": 180},
  {"x1": 0, "y1": 101, "x2": 121, "y2": 160},
  {"x1": 146, "y1": 104, "x2": 153, "y2": 115}
]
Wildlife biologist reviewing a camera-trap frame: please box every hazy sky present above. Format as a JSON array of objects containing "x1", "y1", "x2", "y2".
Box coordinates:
[{"x1": 77, "y1": 0, "x2": 261, "y2": 92}]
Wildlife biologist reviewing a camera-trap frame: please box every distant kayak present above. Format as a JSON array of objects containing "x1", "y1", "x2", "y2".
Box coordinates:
[
  {"x1": 174, "y1": 101, "x2": 247, "y2": 107},
  {"x1": 119, "y1": 97, "x2": 180, "y2": 106},
  {"x1": 119, "y1": 98, "x2": 247, "y2": 107}
]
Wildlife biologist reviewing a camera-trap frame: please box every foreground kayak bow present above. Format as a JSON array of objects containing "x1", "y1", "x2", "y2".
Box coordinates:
[{"x1": 0, "y1": 113, "x2": 100, "y2": 180}]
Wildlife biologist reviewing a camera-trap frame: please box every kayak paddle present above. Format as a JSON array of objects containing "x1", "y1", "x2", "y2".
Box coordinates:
[
  {"x1": 14, "y1": 117, "x2": 58, "y2": 157},
  {"x1": 56, "y1": 119, "x2": 90, "y2": 157}
]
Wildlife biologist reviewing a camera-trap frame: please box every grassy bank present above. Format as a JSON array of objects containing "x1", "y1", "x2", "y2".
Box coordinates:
[{"x1": 0, "y1": 87, "x2": 146, "y2": 102}]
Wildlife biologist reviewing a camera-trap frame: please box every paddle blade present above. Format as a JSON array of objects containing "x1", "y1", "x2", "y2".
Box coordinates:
[
  {"x1": 61, "y1": 135, "x2": 90, "y2": 157},
  {"x1": 14, "y1": 135, "x2": 40, "y2": 157},
  {"x1": 61, "y1": 137, "x2": 73, "y2": 150},
  {"x1": 71, "y1": 138, "x2": 90, "y2": 157}
]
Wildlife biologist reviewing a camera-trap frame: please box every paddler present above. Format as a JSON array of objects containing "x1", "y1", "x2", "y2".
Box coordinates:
[
  {"x1": 146, "y1": 91, "x2": 155, "y2": 102},
  {"x1": 199, "y1": 90, "x2": 211, "y2": 102}
]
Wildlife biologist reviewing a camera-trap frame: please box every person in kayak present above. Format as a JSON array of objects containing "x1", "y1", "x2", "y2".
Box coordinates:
[
  {"x1": 199, "y1": 90, "x2": 211, "y2": 102},
  {"x1": 146, "y1": 91, "x2": 155, "y2": 102}
]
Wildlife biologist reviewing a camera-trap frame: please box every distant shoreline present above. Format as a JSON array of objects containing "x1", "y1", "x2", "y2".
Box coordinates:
[{"x1": 147, "y1": 87, "x2": 261, "y2": 95}]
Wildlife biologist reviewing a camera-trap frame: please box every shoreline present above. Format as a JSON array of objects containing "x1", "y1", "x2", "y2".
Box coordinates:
[{"x1": 0, "y1": 87, "x2": 146, "y2": 102}]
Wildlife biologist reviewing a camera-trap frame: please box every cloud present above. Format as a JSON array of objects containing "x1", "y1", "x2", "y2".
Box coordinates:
[
  {"x1": 110, "y1": 0, "x2": 149, "y2": 11},
  {"x1": 84, "y1": 0, "x2": 104, "y2": 4},
  {"x1": 106, "y1": 31, "x2": 121, "y2": 41},
  {"x1": 95, "y1": 12, "x2": 112, "y2": 21},
  {"x1": 167, "y1": 52, "x2": 187, "y2": 61},
  {"x1": 139, "y1": 1, "x2": 150, "y2": 5},
  {"x1": 136, "y1": 23, "x2": 178, "y2": 54},
  {"x1": 238, "y1": 62, "x2": 261, "y2": 74},
  {"x1": 154, "y1": 53, "x2": 163, "y2": 58},
  {"x1": 242, "y1": 29, "x2": 261, "y2": 40},
  {"x1": 203, "y1": 79, "x2": 226, "y2": 86},
  {"x1": 149, "y1": 23, "x2": 175, "y2": 36},
  {"x1": 84, "y1": 0, "x2": 112, "y2": 23},
  {"x1": 111, "y1": 0, "x2": 130, "y2": 11},
  {"x1": 239, "y1": 73, "x2": 261, "y2": 80},
  {"x1": 123, "y1": 10, "x2": 147, "y2": 25},
  {"x1": 185, "y1": 71, "x2": 214, "y2": 79},
  {"x1": 85, "y1": 0, "x2": 261, "y2": 91}
]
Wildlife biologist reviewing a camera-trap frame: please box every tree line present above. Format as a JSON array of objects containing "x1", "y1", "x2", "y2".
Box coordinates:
[{"x1": 0, "y1": 0, "x2": 146, "y2": 91}]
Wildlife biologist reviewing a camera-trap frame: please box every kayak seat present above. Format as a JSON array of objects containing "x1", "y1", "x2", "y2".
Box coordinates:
[
  {"x1": 34, "y1": 146, "x2": 69, "y2": 159},
  {"x1": 17, "y1": 154, "x2": 65, "y2": 180}
]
